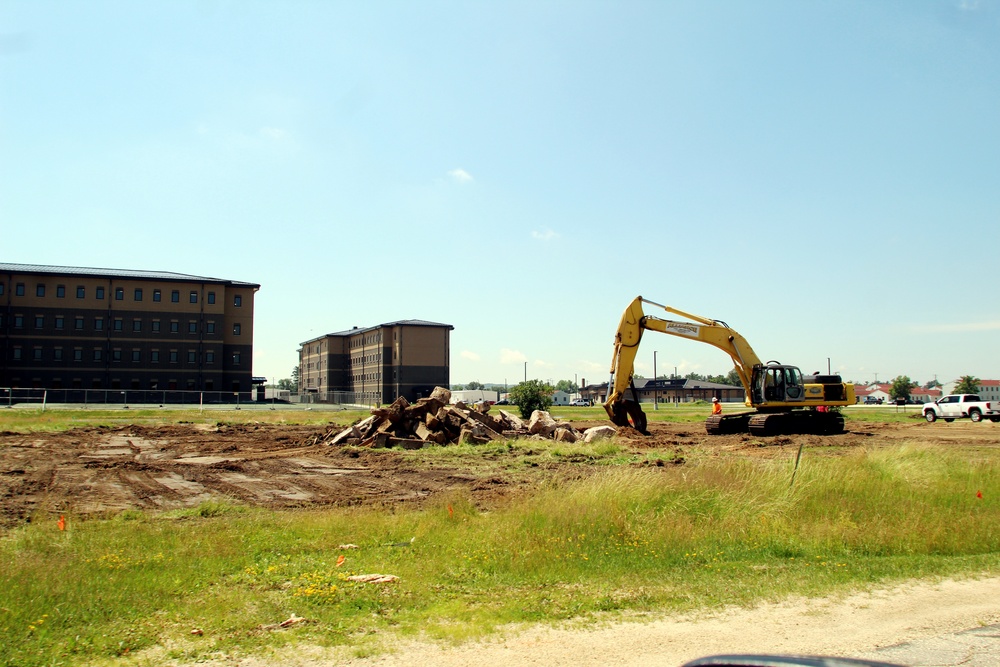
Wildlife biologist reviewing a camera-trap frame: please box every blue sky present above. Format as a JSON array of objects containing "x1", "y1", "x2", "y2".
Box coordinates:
[{"x1": 3, "y1": 1, "x2": 998, "y2": 389}]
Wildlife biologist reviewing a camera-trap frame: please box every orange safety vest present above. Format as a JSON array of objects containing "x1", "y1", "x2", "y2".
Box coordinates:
[{"x1": 712, "y1": 401, "x2": 722, "y2": 415}]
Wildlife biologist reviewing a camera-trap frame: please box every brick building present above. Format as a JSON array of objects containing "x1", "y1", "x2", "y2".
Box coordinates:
[
  {"x1": 299, "y1": 320, "x2": 453, "y2": 404},
  {"x1": 0, "y1": 263, "x2": 259, "y2": 399}
]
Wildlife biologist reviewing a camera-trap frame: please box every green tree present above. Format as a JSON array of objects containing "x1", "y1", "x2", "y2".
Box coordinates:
[
  {"x1": 726, "y1": 369, "x2": 742, "y2": 386},
  {"x1": 889, "y1": 375, "x2": 916, "y2": 401},
  {"x1": 277, "y1": 378, "x2": 296, "y2": 391},
  {"x1": 465, "y1": 380, "x2": 484, "y2": 390},
  {"x1": 954, "y1": 375, "x2": 981, "y2": 394},
  {"x1": 923, "y1": 379, "x2": 942, "y2": 389},
  {"x1": 285, "y1": 366, "x2": 300, "y2": 393},
  {"x1": 554, "y1": 379, "x2": 578, "y2": 394},
  {"x1": 509, "y1": 379, "x2": 554, "y2": 419}
]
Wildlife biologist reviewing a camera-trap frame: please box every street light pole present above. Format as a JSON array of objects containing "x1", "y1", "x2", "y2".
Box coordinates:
[{"x1": 653, "y1": 351, "x2": 658, "y2": 411}]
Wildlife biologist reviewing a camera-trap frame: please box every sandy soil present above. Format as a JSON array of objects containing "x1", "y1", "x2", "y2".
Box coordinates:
[{"x1": 2, "y1": 415, "x2": 999, "y2": 665}]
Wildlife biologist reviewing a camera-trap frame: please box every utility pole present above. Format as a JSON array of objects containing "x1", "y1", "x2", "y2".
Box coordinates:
[
  {"x1": 524, "y1": 361, "x2": 527, "y2": 383},
  {"x1": 653, "y1": 351, "x2": 658, "y2": 411}
]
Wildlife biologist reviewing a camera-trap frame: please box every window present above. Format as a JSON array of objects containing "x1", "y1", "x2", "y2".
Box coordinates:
[
  {"x1": 232, "y1": 352, "x2": 241, "y2": 365},
  {"x1": 152, "y1": 320, "x2": 161, "y2": 332},
  {"x1": 115, "y1": 287, "x2": 124, "y2": 301},
  {"x1": 132, "y1": 350, "x2": 141, "y2": 362},
  {"x1": 169, "y1": 350, "x2": 178, "y2": 363},
  {"x1": 74, "y1": 349, "x2": 83, "y2": 361},
  {"x1": 15, "y1": 283, "x2": 25, "y2": 296},
  {"x1": 205, "y1": 351, "x2": 215, "y2": 363},
  {"x1": 14, "y1": 315, "x2": 23, "y2": 329},
  {"x1": 234, "y1": 294, "x2": 243, "y2": 307},
  {"x1": 76, "y1": 286, "x2": 85, "y2": 298},
  {"x1": 187, "y1": 351, "x2": 196, "y2": 363},
  {"x1": 96, "y1": 286, "x2": 105, "y2": 299},
  {"x1": 206, "y1": 322, "x2": 216, "y2": 334},
  {"x1": 189, "y1": 291, "x2": 198, "y2": 304},
  {"x1": 55, "y1": 316, "x2": 64, "y2": 330},
  {"x1": 188, "y1": 321, "x2": 198, "y2": 333},
  {"x1": 94, "y1": 317, "x2": 104, "y2": 331},
  {"x1": 12, "y1": 347, "x2": 22, "y2": 361},
  {"x1": 233, "y1": 323, "x2": 241, "y2": 335},
  {"x1": 36, "y1": 284, "x2": 45, "y2": 297},
  {"x1": 134, "y1": 288, "x2": 143, "y2": 301},
  {"x1": 153, "y1": 289, "x2": 161, "y2": 302},
  {"x1": 151, "y1": 351, "x2": 160, "y2": 363},
  {"x1": 54, "y1": 348, "x2": 63, "y2": 361},
  {"x1": 113, "y1": 318, "x2": 123, "y2": 331},
  {"x1": 0, "y1": 283, "x2": 4, "y2": 296},
  {"x1": 207, "y1": 291, "x2": 216, "y2": 304},
  {"x1": 34, "y1": 316, "x2": 44, "y2": 328},
  {"x1": 132, "y1": 319, "x2": 142, "y2": 332},
  {"x1": 56, "y1": 285, "x2": 66, "y2": 298},
  {"x1": 33, "y1": 348, "x2": 43, "y2": 361},
  {"x1": 74, "y1": 317, "x2": 84, "y2": 330},
  {"x1": 171, "y1": 290, "x2": 180, "y2": 303},
  {"x1": 93, "y1": 349, "x2": 103, "y2": 361},
  {"x1": 112, "y1": 349, "x2": 122, "y2": 362},
  {"x1": 170, "y1": 321, "x2": 179, "y2": 333}
]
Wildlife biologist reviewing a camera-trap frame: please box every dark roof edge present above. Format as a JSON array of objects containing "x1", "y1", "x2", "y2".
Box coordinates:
[
  {"x1": 0, "y1": 262, "x2": 260, "y2": 288},
  {"x1": 301, "y1": 320, "x2": 454, "y2": 346}
]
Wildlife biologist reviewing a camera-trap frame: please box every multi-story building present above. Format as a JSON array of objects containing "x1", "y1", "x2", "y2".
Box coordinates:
[
  {"x1": 0, "y1": 263, "x2": 259, "y2": 398},
  {"x1": 299, "y1": 320, "x2": 453, "y2": 404}
]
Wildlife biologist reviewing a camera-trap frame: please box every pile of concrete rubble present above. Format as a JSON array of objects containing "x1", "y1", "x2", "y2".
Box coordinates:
[{"x1": 309, "y1": 386, "x2": 616, "y2": 449}]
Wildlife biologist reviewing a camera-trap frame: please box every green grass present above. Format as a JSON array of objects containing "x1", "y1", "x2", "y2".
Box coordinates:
[{"x1": 2, "y1": 439, "x2": 998, "y2": 666}]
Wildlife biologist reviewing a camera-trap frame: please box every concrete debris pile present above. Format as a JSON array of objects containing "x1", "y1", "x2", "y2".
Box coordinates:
[{"x1": 310, "y1": 386, "x2": 617, "y2": 449}]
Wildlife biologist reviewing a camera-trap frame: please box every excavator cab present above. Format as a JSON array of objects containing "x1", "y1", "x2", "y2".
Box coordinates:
[{"x1": 752, "y1": 364, "x2": 805, "y2": 405}]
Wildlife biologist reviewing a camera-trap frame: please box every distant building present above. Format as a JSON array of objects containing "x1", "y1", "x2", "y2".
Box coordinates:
[
  {"x1": 580, "y1": 378, "x2": 745, "y2": 405},
  {"x1": 299, "y1": 320, "x2": 453, "y2": 404},
  {"x1": 0, "y1": 263, "x2": 259, "y2": 397}
]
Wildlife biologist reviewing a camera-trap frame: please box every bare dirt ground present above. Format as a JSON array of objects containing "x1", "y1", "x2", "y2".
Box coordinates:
[{"x1": 2, "y1": 416, "x2": 999, "y2": 528}]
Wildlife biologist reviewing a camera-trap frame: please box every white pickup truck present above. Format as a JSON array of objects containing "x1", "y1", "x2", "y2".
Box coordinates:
[{"x1": 923, "y1": 394, "x2": 1000, "y2": 423}]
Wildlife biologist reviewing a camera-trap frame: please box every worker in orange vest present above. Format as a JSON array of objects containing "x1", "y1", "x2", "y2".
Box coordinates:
[{"x1": 711, "y1": 397, "x2": 722, "y2": 415}]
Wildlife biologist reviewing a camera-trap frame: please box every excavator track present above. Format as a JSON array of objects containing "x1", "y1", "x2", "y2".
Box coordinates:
[
  {"x1": 705, "y1": 412, "x2": 753, "y2": 435},
  {"x1": 747, "y1": 410, "x2": 845, "y2": 436}
]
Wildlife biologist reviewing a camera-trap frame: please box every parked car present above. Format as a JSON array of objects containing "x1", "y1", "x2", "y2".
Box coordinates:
[{"x1": 570, "y1": 398, "x2": 592, "y2": 407}]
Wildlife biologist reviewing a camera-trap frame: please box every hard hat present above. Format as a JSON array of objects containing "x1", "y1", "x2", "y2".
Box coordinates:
[{"x1": 712, "y1": 397, "x2": 718, "y2": 402}]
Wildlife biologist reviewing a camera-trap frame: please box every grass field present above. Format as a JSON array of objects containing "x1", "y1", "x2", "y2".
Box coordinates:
[{"x1": 0, "y1": 406, "x2": 995, "y2": 666}]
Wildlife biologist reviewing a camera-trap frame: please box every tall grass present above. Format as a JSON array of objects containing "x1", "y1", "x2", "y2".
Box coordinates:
[{"x1": 1, "y1": 443, "x2": 997, "y2": 666}]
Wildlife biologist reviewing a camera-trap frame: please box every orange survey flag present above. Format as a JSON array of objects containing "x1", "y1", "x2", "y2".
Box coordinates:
[{"x1": 58, "y1": 515, "x2": 66, "y2": 531}]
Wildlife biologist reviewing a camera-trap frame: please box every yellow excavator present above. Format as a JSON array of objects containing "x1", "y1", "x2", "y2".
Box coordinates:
[{"x1": 604, "y1": 296, "x2": 855, "y2": 436}]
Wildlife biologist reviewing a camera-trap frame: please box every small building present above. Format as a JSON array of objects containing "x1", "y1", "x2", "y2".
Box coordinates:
[
  {"x1": 580, "y1": 378, "x2": 745, "y2": 405},
  {"x1": 299, "y1": 319, "x2": 453, "y2": 405}
]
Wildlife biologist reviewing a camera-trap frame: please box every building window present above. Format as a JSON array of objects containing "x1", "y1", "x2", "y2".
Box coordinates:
[
  {"x1": 232, "y1": 352, "x2": 241, "y2": 365},
  {"x1": 56, "y1": 285, "x2": 66, "y2": 298},
  {"x1": 132, "y1": 319, "x2": 142, "y2": 332},
  {"x1": 152, "y1": 320, "x2": 161, "y2": 332},
  {"x1": 171, "y1": 290, "x2": 180, "y2": 303},
  {"x1": 34, "y1": 315, "x2": 44, "y2": 328},
  {"x1": 187, "y1": 351, "x2": 196, "y2": 363},
  {"x1": 115, "y1": 287, "x2": 124, "y2": 301},
  {"x1": 205, "y1": 351, "x2": 215, "y2": 363},
  {"x1": 169, "y1": 350, "x2": 178, "y2": 363},
  {"x1": 188, "y1": 321, "x2": 198, "y2": 333},
  {"x1": 55, "y1": 316, "x2": 64, "y2": 330},
  {"x1": 207, "y1": 291, "x2": 216, "y2": 304},
  {"x1": 74, "y1": 349, "x2": 83, "y2": 361},
  {"x1": 134, "y1": 288, "x2": 143, "y2": 301},
  {"x1": 12, "y1": 347, "x2": 22, "y2": 361},
  {"x1": 206, "y1": 322, "x2": 215, "y2": 334},
  {"x1": 151, "y1": 350, "x2": 159, "y2": 363},
  {"x1": 93, "y1": 349, "x2": 103, "y2": 361},
  {"x1": 96, "y1": 286, "x2": 105, "y2": 299},
  {"x1": 234, "y1": 295, "x2": 242, "y2": 307},
  {"x1": 170, "y1": 321, "x2": 179, "y2": 333},
  {"x1": 132, "y1": 350, "x2": 141, "y2": 362},
  {"x1": 233, "y1": 323, "x2": 241, "y2": 335},
  {"x1": 0, "y1": 283, "x2": 4, "y2": 296},
  {"x1": 112, "y1": 349, "x2": 122, "y2": 362},
  {"x1": 113, "y1": 318, "x2": 123, "y2": 331},
  {"x1": 36, "y1": 284, "x2": 45, "y2": 297},
  {"x1": 74, "y1": 317, "x2": 84, "y2": 330},
  {"x1": 54, "y1": 348, "x2": 63, "y2": 361},
  {"x1": 15, "y1": 283, "x2": 25, "y2": 296},
  {"x1": 153, "y1": 289, "x2": 161, "y2": 302},
  {"x1": 14, "y1": 315, "x2": 23, "y2": 329},
  {"x1": 94, "y1": 317, "x2": 104, "y2": 331},
  {"x1": 189, "y1": 291, "x2": 198, "y2": 304},
  {"x1": 76, "y1": 286, "x2": 85, "y2": 298},
  {"x1": 33, "y1": 348, "x2": 43, "y2": 361}
]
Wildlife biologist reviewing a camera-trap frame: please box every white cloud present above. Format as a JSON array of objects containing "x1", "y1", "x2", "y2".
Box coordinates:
[
  {"x1": 460, "y1": 350, "x2": 481, "y2": 361},
  {"x1": 448, "y1": 168, "x2": 474, "y2": 183},
  {"x1": 500, "y1": 348, "x2": 527, "y2": 364},
  {"x1": 531, "y1": 228, "x2": 559, "y2": 241}
]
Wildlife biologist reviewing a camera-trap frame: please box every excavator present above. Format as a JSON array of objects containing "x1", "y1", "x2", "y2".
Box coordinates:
[{"x1": 603, "y1": 296, "x2": 855, "y2": 436}]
